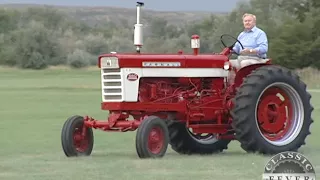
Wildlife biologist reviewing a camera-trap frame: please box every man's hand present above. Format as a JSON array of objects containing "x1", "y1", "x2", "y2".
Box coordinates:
[
  {"x1": 240, "y1": 48, "x2": 250, "y2": 55},
  {"x1": 240, "y1": 48, "x2": 257, "y2": 55}
]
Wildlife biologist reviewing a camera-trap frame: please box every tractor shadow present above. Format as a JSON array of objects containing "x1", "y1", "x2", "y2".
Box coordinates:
[
  {"x1": 89, "y1": 146, "x2": 314, "y2": 160},
  {"x1": 91, "y1": 151, "x2": 140, "y2": 159},
  {"x1": 90, "y1": 149, "x2": 276, "y2": 160}
]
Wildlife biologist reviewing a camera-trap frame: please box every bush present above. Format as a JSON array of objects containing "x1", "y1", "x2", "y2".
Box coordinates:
[
  {"x1": 19, "y1": 51, "x2": 48, "y2": 70},
  {"x1": 83, "y1": 33, "x2": 109, "y2": 55},
  {"x1": 67, "y1": 49, "x2": 92, "y2": 68}
]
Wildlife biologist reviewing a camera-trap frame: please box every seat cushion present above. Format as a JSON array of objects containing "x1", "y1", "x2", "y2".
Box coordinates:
[{"x1": 229, "y1": 59, "x2": 240, "y2": 69}]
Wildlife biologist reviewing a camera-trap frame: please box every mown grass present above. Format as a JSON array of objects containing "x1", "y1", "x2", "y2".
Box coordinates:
[{"x1": 0, "y1": 66, "x2": 319, "y2": 180}]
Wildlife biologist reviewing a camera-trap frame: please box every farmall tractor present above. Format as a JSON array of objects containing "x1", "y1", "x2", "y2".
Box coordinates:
[{"x1": 61, "y1": 2, "x2": 314, "y2": 158}]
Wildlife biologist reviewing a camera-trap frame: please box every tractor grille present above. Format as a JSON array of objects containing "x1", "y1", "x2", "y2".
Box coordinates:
[{"x1": 101, "y1": 68, "x2": 123, "y2": 102}]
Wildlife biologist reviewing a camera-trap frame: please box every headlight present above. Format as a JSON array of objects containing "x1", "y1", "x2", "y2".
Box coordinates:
[
  {"x1": 100, "y1": 57, "x2": 119, "y2": 68},
  {"x1": 223, "y1": 61, "x2": 231, "y2": 70}
]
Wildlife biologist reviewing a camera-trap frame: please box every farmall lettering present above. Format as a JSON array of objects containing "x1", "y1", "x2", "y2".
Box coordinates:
[
  {"x1": 61, "y1": 1, "x2": 314, "y2": 160},
  {"x1": 142, "y1": 62, "x2": 181, "y2": 67}
]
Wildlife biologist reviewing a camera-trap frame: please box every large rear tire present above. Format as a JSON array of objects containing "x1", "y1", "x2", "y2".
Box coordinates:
[
  {"x1": 167, "y1": 121, "x2": 231, "y2": 154},
  {"x1": 231, "y1": 65, "x2": 313, "y2": 154}
]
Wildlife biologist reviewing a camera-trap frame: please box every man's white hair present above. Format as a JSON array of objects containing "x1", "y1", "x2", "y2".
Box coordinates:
[{"x1": 242, "y1": 13, "x2": 256, "y2": 22}]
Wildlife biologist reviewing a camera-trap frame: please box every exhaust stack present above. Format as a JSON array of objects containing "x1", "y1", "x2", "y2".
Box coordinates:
[{"x1": 134, "y1": 2, "x2": 144, "y2": 53}]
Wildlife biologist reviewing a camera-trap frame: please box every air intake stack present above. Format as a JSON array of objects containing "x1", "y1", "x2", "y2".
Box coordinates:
[{"x1": 134, "y1": 2, "x2": 144, "y2": 53}]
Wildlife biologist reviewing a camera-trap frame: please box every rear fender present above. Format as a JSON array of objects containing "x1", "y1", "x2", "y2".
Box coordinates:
[{"x1": 234, "y1": 64, "x2": 271, "y2": 88}]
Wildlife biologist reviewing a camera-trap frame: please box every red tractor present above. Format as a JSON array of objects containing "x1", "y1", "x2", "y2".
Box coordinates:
[{"x1": 61, "y1": 2, "x2": 314, "y2": 158}]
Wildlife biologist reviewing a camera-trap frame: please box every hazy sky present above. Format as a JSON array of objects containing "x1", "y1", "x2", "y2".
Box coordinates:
[{"x1": 0, "y1": 0, "x2": 245, "y2": 12}]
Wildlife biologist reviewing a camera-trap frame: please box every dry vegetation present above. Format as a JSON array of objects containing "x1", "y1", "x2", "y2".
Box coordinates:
[{"x1": 295, "y1": 67, "x2": 320, "y2": 89}]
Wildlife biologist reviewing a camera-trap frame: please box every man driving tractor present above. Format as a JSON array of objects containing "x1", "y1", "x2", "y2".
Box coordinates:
[{"x1": 232, "y1": 13, "x2": 269, "y2": 68}]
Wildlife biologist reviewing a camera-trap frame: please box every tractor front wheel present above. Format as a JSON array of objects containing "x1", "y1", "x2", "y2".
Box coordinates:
[
  {"x1": 135, "y1": 116, "x2": 169, "y2": 158},
  {"x1": 61, "y1": 115, "x2": 94, "y2": 157},
  {"x1": 231, "y1": 65, "x2": 313, "y2": 154}
]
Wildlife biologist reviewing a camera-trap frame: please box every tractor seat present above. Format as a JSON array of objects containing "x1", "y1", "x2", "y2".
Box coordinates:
[
  {"x1": 229, "y1": 58, "x2": 272, "y2": 70},
  {"x1": 229, "y1": 59, "x2": 240, "y2": 69}
]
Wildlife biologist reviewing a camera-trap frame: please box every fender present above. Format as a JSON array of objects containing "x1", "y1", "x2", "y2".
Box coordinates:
[{"x1": 234, "y1": 63, "x2": 272, "y2": 88}]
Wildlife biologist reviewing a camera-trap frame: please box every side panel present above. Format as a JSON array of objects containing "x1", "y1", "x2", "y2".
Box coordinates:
[
  {"x1": 122, "y1": 68, "x2": 142, "y2": 102},
  {"x1": 102, "y1": 68, "x2": 229, "y2": 102},
  {"x1": 141, "y1": 68, "x2": 229, "y2": 77}
]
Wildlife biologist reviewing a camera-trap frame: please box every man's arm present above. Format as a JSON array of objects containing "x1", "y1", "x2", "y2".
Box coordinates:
[{"x1": 253, "y1": 31, "x2": 268, "y2": 55}]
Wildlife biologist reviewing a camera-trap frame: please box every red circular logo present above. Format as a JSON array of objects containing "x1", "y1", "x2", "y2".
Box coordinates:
[{"x1": 127, "y1": 73, "x2": 139, "y2": 81}]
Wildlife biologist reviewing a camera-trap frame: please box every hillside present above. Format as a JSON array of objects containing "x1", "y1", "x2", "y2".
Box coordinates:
[
  {"x1": 0, "y1": 4, "x2": 227, "y2": 27},
  {"x1": 0, "y1": 0, "x2": 246, "y2": 12}
]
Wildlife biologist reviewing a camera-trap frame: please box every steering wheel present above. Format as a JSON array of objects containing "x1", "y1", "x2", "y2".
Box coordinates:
[{"x1": 220, "y1": 34, "x2": 244, "y2": 55}]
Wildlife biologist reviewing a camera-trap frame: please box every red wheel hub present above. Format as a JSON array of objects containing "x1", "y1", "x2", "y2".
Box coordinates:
[
  {"x1": 257, "y1": 87, "x2": 293, "y2": 141},
  {"x1": 73, "y1": 126, "x2": 89, "y2": 152},
  {"x1": 148, "y1": 127, "x2": 164, "y2": 154}
]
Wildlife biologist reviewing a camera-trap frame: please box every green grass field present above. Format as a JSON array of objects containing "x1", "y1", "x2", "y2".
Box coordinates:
[{"x1": 0, "y1": 67, "x2": 319, "y2": 180}]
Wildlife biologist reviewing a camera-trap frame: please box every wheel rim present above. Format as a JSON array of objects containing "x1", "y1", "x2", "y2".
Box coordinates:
[
  {"x1": 255, "y1": 82, "x2": 304, "y2": 146},
  {"x1": 187, "y1": 128, "x2": 218, "y2": 144},
  {"x1": 148, "y1": 126, "x2": 164, "y2": 154},
  {"x1": 73, "y1": 126, "x2": 89, "y2": 152}
]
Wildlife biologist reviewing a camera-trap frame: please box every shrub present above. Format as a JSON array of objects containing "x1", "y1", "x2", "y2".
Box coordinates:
[
  {"x1": 67, "y1": 49, "x2": 91, "y2": 68},
  {"x1": 19, "y1": 51, "x2": 48, "y2": 70}
]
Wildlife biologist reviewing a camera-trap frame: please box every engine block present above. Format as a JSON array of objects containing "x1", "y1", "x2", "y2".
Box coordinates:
[{"x1": 137, "y1": 77, "x2": 229, "y2": 123}]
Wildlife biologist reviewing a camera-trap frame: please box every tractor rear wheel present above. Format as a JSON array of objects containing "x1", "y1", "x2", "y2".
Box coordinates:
[
  {"x1": 231, "y1": 65, "x2": 313, "y2": 154},
  {"x1": 61, "y1": 115, "x2": 94, "y2": 157},
  {"x1": 135, "y1": 116, "x2": 169, "y2": 158},
  {"x1": 167, "y1": 121, "x2": 231, "y2": 154}
]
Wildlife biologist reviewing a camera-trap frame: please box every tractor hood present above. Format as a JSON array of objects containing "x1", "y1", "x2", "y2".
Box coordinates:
[{"x1": 98, "y1": 53, "x2": 229, "y2": 69}]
